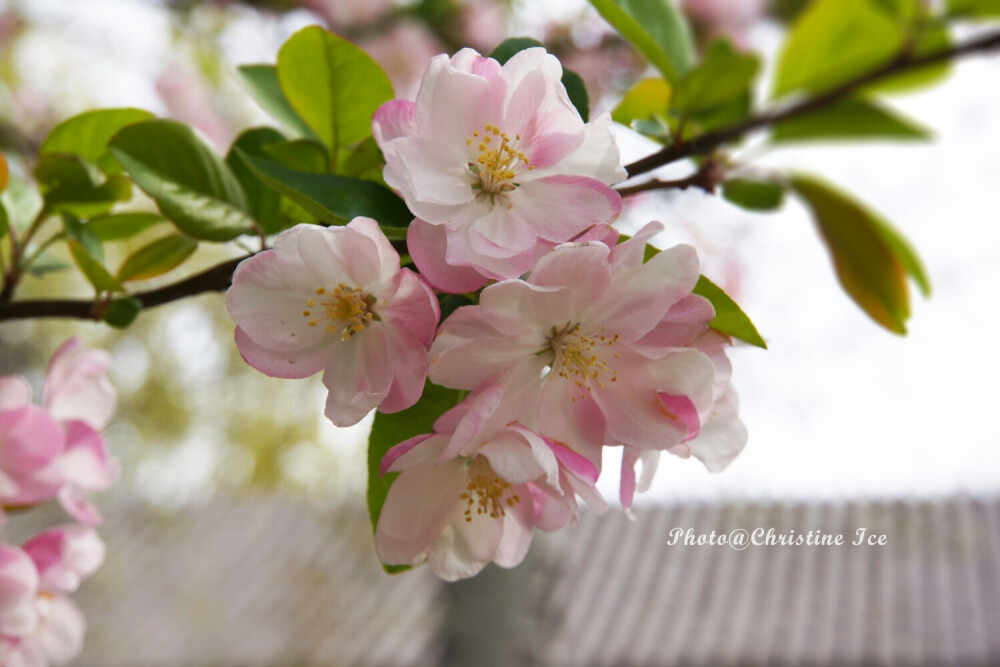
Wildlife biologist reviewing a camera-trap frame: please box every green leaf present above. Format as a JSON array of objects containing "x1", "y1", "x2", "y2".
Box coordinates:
[
  {"x1": 262, "y1": 139, "x2": 330, "y2": 174},
  {"x1": 673, "y1": 41, "x2": 759, "y2": 117},
  {"x1": 226, "y1": 127, "x2": 286, "y2": 235},
  {"x1": 237, "y1": 151, "x2": 413, "y2": 228},
  {"x1": 368, "y1": 381, "x2": 464, "y2": 571},
  {"x1": 869, "y1": 23, "x2": 953, "y2": 93},
  {"x1": 340, "y1": 137, "x2": 386, "y2": 184},
  {"x1": 489, "y1": 37, "x2": 546, "y2": 64},
  {"x1": 722, "y1": 178, "x2": 786, "y2": 212},
  {"x1": 692, "y1": 276, "x2": 768, "y2": 349},
  {"x1": 236, "y1": 65, "x2": 318, "y2": 140},
  {"x1": 560, "y1": 69, "x2": 591, "y2": 123},
  {"x1": 773, "y1": 0, "x2": 904, "y2": 98},
  {"x1": 110, "y1": 119, "x2": 256, "y2": 241},
  {"x1": 489, "y1": 38, "x2": 590, "y2": 120},
  {"x1": 40, "y1": 108, "x2": 154, "y2": 174},
  {"x1": 1, "y1": 177, "x2": 43, "y2": 232},
  {"x1": 0, "y1": 202, "x2": 7, "y2": 241},
  {"x1": 276, "y1": 26, "x2": 393, "y2": 160},
  {"x1": 34, "y1": 154, "x2": 132, "y2": 218},
  {"x1": 102, "y1": 296, "x2": 143, "y2": 328},
  {"x1": 62, "y1": 214, "x2": 103, "y2": 261},
  {"x1": 86, "y1": 212, "x2": 164, "y2": 242},
  {"x1": 789, "y1": 174, "x2": 929, "y2": 334},
  {"x1": 379, "y1": 226, "x2": 409, "y2": 241},
  {"x1": 116, "y1": 234, "x2": 198, "y2": 282},
  {"x1": 772, "y1": 97, "x2": 930, "y2": 143},
  {"x1": 25, "y1": 255, "x2": 70, "y2": 277},
  {"x1": 68, "y1": 240, "x2": 123, "y2": 293},
  {"x1": 611, "y1": 78, "x2": 672, "y2": 129},
  {"x1": 588, "y1": 0, "x2": 694, "y2": 83},
  {"x1": 948, "y1": 0, "x2": 1000, "y2": 17}
]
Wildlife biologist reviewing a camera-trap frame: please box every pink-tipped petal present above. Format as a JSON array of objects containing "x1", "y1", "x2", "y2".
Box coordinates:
[
  {"x1": 406, "y1": 219, "x2": 490, "y2": 294},
  {"x1": 42, "y1": 339, "x2": 116, "y2": 430}
]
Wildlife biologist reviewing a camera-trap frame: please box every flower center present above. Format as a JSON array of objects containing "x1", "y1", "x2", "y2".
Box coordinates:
[
  {"x1": 466, "y1": 122, "x2": 534, "y2": 202},
  {"x1": 459, "y1": 457, "x2": 520, "y2": 522},
  {"x1": 302, "y1": 284, "x2": 378, "y2": 341},
  {"x1": 546, "y1": 323, "x2": 620, "y2": 400}
]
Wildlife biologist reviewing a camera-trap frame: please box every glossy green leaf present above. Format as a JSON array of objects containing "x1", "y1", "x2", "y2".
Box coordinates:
[
  {"x1": 68, "y1": 240, "x2": 123, "y2": 293},
  {"x1": 773, "y1": 0, "x2": 904, "y2": 98},
  {"x1": 102, "y1": 296, "x2": 143, "y2": 328},
  {"x1": 948, "y1": 0, "x2": 1000, "y2": 17},
  {"x1": 40, "y1": 108, "x2": 154, "y2": 174},
  {"x1": 276, "y1": 26, "x2": 393, "y2": 159},
  {"x1": 62, "y1": 214, "x2": 103, "y2": 261},
  {"x1": 612, "y1": 78, "x2": 672, "y2": 129},
  {"x1": 110, "y1": 119, "x2": 256, "y2": 241},
  {"x1": 772, "y1": 97, "x2": 930, "y2": 143},
  {"x1": 722, "y1": 178, "x2": 786, "y2": 212},
  {"x1": 489, "y1": 38, "x2": 591, "y2": 120},
  {"x1": 117, "y1": 234, "x2": 198, "y2": 282},
  {"x1": 789, "y1": 174, "x2": 929, "y2": 334},
  {"x1": 86, "y1": 212, "x2": 164, "y2": 242},
  {"x1": 237, "y1": 151, "x2": 413, "y2": 228},
  {"x1": 692, "y1": 276, "x2": 768, "y2": 348},
  {"x1": 262, "y1": 139, "x2": 329, "y2": 174},
  {"x1": 34, "y1": 154, "x2": 132, "y2": 218},
  {"x1": 869, "y1": 23, "x2": 953, "y2": 93},
  {"x1": 226, "y1": 127, "x2": 286, "y2": 235},
  {"x1": 236, "y1": 65, "x2": 318, "y2": 140},
  {"x1": 368, "y1": 381, "x2": 464, "y2": 571},
  {"x1": 673, "y1": 41, "x2": 759, "y2": 117},
  {"x1": 588, "y1": 0, "x2": 694, "y2": 83}
]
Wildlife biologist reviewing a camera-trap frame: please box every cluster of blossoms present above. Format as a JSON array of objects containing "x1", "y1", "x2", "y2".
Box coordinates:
[
  {"x1": 0, "y1": 339, "x2": 117, "y2": 666},
  {"x1": 228, "y1": 48, "x2": 747, "y2": 581}
]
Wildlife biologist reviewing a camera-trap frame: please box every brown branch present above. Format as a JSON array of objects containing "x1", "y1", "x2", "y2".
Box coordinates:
[
  {"x1": 0, "y1": 257, "x2": 246, "y2": 322},
  {"x1": 625, "y1": 29, "x2": 1000, "y2": 178},
  {"x1": 616, "y1": 162, "x2": 720, "y2": 196}
]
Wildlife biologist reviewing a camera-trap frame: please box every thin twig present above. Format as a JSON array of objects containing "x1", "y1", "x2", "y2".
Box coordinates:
[{"x1": 624, "y1": 29, "x2": 1000, "y2": 178}]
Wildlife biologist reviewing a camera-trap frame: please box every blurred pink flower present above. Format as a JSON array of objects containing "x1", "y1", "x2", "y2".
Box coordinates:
[
  {"x1": 375, "y1": 383, "x2": 604, "y2": 581},
  {"x1": 226, "y1": 219, "x2": 440, "y2": 426},
  {"x1": 374, "y1": 47, "x2": 625, "y2": 285},
  {"x1": 0, "y1": 339, "x2": 117, "y2": 525},
  {"x1": 429, "y1": 222, "x2": 746, "y2": 486},
  {"x1": 683, "y1": 0, "x2": 768, "y2": 46},
  {"x1": 361, "y1": 21, "x2": 444, "y2": 101},
  {"x1": 0, "y1": 527, "x2": 104, "y2": 667}
]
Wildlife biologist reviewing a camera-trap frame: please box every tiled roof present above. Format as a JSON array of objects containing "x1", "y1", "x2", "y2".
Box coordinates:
[{"x1": 8, "y1": 495, "x2": 998, "y2": 666}]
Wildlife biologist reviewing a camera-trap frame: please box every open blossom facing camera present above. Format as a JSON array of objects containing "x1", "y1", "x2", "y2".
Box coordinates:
[
  {"x1": 429, "y1": 223, "x2": 747, "y2": 490},
  {"x1": 0, "y1": 339, "x2": 118, "y2": 526},
  {"x1": 0, "y1": 527, "x2": 105, "y2": 667},
  {"x1": 226, "y1": 218, "x2": 440, "y2": 427},
  {"x1": 373, "y1": 47, "x2": 626, "y2": 286},
  {"x1": 375, "y1": 384, "x2": 605, "y2": 581}
]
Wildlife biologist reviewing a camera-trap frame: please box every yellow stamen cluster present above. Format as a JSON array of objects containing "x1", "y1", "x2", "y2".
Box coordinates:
[
  {"x1": 301, "y1": 284, "x2": 377, "y2": 341},
  {"x1": 466, "y1": 122, "x2": 533, "y2": 202},
  {"x1": 547, "y1": 323, "x2": 620, "y2": 401},
  {"x1": 459, "y1": 458, "x2": 520, "y2": 522}
]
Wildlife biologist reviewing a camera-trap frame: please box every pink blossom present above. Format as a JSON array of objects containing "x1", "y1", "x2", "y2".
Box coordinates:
[
  {"x1": 226, "y1": 219, "x2": 440, "y2": 427},
  {"x1": 0, "y1": 340, "x2": 117, "y2": 524},
  {"x1": 375, "y1": 383, "x2": 605, "y2": 581},
  {"x1": 429, "y1": 222, "x2": 747, "y2": 484},
  {"x1": 373, "y1": 47, "x2": 626, "y2": 285},
  {"x1": 0, "y1": 528, "x2": 103, "y2": 667}
]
